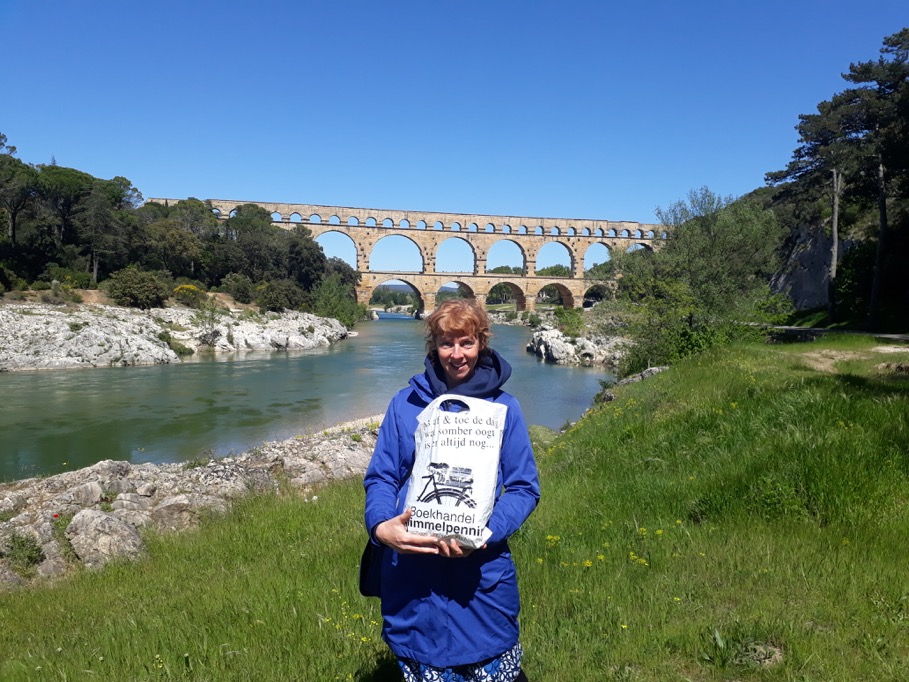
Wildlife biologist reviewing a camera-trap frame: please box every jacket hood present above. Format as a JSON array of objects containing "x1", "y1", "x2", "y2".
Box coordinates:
[{"x1": 411, "y1": 348, "x2": 512, "y2": 400}]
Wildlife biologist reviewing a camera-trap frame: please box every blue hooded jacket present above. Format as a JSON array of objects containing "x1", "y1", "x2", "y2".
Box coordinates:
[{"x1": 363, "y1": 349, "x2": 540, "y2": 667}]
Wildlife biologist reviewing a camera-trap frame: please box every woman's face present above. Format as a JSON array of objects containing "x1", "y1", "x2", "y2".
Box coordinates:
[{"x1": 435, "y1": 332, "x2": 480, "y2": 387}]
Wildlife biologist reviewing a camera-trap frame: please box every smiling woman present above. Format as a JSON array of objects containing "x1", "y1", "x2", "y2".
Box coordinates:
[{"x1": 364, "y1": 299, "x2": 539, "y2": 681}]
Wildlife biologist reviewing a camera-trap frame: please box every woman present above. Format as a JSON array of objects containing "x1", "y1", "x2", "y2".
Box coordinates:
[{"x1": 364, "y1": 299, "x2": 540, "y2": 682}]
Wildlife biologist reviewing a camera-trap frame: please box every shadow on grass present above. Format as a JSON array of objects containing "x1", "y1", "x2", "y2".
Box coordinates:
[{"x1": 357, "y1": 653, "x2": 400, "y2": 681}]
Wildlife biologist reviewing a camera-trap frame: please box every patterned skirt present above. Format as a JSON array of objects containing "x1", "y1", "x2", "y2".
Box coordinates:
[{"x1": 397, "y1": 641, "x2": 523, "y2": 682}]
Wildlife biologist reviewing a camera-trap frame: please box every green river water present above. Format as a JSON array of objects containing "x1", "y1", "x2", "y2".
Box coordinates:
[{"x1": 0, "y1": 315, "x2": 612, "y2": 482}]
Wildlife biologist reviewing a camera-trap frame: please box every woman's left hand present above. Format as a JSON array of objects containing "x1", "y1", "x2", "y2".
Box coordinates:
[{"x1": 437, "y1": 538, "x2": 486, "y2": 559}]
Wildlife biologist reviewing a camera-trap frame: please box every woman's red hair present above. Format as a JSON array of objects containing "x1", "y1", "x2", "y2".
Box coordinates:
[{"x1": 424, "y1": 299, "x2": 492, "y2": 354}]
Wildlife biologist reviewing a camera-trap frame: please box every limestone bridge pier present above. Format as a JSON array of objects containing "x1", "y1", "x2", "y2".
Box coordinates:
[{"x1": 149, "y1": 198, "x2": 667, "y2": 312}]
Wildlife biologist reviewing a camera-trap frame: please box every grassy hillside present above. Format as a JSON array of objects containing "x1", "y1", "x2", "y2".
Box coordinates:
[{"x1": 1, "y1": 336, "x2": 907, "y2": 680}]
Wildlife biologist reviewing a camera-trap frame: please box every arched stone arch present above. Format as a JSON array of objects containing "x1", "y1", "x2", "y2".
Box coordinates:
[
  {"x1": 486, "y1": 239, "x2": 527, "y2": 274},
  {"x1": 329, "y1": 215, "x2": 341, "y2": 225},
  {"x1": 309, "y1": 213, "x2": 322, "y2": 223},
  {"x1": 467, "y1": 222, "x2": 478, "y2": 232},
  {"x1": 373, "y1": 277, "x2": 425, "y2": 315},
  {"x1": 382, "y1": 218, "x2": 394, "y2": 227},
  {"x1": 581, "y1": 227, "x2": 590, "y2": 236},
  {"x1": 347, "y1": 216, "x2": 359, "y2": 226},
  {"x1": 535, "y1": 241, "x2": 574, "y2": 275},
  {"x1": 486, "y1": 280, "x2": 529, "y2": 311},
  {"x1": 620, "y1": 229, "x2": 630, "y2": 238},
  {"x1": 484, "y1": 222, "x2": 495, "y2": 233},
  {"x1": 435, "y1": 236, "x2": 477, "y2": 274},
  {"x1": 517, "y1": 225, "x2": 528, "y2": 234},
  {"x1": 583, "y1": 282, "x2": 613, "y2": 308},
  {"x1": 583, "y1": 242, "x2": 611, "y2": 271},
  {"x1": 566, "y1": 227, "x2": 576, "y2": 236},
  {"x1": 451, "y1": 221, "x2": 461, "y2": 231},
  {"x1": 629, "y1": 242, "x2": 653, "y2": 253},
  {"x1": 437, "y1": 279, "x2": 477, "y2": 302},
  {"x1": 229, "y1": 208, "x2": 239, "y2": 218},
  {"x1": 290, "y1": 212, "x2": 303, "y2": 223},
  {"x1": 270, "y1": 211, "x2": 283, "y2": 222},
  {"x1": 315, "y1": 230, "x2": 359, "y2": 270},
  {"x1": 533, "y1": 281, "x2": 576, "y2": 309},
  {"x1": 416, "y1": 220, "x2": 427, "y2": 230},
  {"x1": 365, "y1": 217, "x2": 377, "y2": 227},
  {"x1": 534, "y1": 225, "x2": 543, "y2": 235},
  {"x1": 370, "y1": 234, "x2": 425, "y2": 272},
  {"x1": 502, "y1": 224, "x2": 511, "y2": 234},
  {"x1": 400, "y1": 219, "x2": 410, "y2": 229},
  {"x1": 433, "y1": 220, "x2": 444, "y2": 231},
  {"x1": 212, "y1": 208, "x2": 222, "y2": 218}
]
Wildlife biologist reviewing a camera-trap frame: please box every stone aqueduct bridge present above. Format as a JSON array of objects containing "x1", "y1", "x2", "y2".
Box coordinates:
[{"x1": 152, "y1": 198, "x2": 666, "y2": 311}]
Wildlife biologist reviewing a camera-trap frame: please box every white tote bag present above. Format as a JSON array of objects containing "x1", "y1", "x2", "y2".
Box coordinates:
[{"x1": 403, "y1": 394, "x2": 507, "y2": 549}]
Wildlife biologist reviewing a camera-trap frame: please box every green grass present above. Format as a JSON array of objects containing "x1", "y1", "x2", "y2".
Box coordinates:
[{"x1": 1, "y1": 337, "x2": 908, "y2": 680}]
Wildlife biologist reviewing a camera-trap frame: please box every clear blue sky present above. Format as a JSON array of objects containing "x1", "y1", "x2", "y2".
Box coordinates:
[{"x1": 2, "y1": 1, "x2": 905, "y2": 273}]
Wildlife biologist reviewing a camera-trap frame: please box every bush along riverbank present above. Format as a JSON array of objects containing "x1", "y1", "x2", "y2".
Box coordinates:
[
  {"x1": 0, "y1": 299, "x2": 348, "y2": 372},
  {"x1": 1, "y1": 335, "x2": 907, "y2": 680}
]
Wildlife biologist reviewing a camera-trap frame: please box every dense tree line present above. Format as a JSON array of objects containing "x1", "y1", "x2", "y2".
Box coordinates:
[{"x1": 0, "y1": 146, "x2": 366, "y2": 326}]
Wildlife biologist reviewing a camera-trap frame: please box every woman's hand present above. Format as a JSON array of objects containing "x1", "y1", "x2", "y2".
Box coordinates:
[
  {"x1": 436, "y1": 537, "x2": 486, "y2": 559},
  {"x1": 375, "y1": 509, "x2": 442, "y2": 555},
  {"x1": 375, "y1": 510, "x2": 487, "y2": 558}
]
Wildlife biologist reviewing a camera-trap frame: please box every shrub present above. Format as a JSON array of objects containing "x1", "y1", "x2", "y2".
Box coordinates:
[
  {"x1": 105, "y1": 267, "x2": 171, "y2": 309},
  {"x1": 40, "y1": 292, "x2": 66, "y2": 305},
  {"x1": 1, "y1": 531, "x2": 45, "y2": 576},
  {"x1": 157, "y1": 330, "x2": 194, "y2": 356},
  {"x1": 220, "y1": 273, "x2": 254, "y2": 304},
  {"x1": 193, "y1": 297, "x2": 223, "y2": 346},
  {"x1": 173, "y1": 284, "x2": 206, "y2": 308},
  {"x1": 256, "y1": 279, "x2": 306, "y2": 313},
  {"x1": 42, "y1": 265, "x2": 93, "y2": 290},
  {"x1": 553, "y1": 307, "x2": 585, "y2": 337},
  {"x1": 311, "y1": 273, "x2": 366, "y2": 328},
  {"x1": 173, "y1": 277, "x2": 208, "y2": 291}
]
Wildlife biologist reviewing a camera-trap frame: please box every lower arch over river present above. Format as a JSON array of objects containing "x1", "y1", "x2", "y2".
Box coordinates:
[{"x1": 1, "y1": 316, "x2": 612, "y2": 482}]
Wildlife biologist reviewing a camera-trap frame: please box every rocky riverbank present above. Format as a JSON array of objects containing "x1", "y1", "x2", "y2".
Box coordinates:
[
  {"x1": 0, "y1": 300, "x2": 348, "y2": 372},
  {"x1": 0, "y1": 415, "x2": 383, "y2": 590}
]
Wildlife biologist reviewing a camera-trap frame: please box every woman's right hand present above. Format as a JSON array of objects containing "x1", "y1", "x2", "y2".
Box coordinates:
[{"x1": 375, "y1": 508, "x2": 442, "y2": 555}]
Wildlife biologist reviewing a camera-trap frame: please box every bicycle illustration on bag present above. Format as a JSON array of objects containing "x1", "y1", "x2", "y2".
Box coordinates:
[{"x1": 416, "y1": 463, "x2": 476, "y2": 508}]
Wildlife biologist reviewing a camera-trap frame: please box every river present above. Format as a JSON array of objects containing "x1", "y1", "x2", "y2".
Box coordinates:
[{"x1": 0, "y1": 314, "x2": 612, "y2": 482}]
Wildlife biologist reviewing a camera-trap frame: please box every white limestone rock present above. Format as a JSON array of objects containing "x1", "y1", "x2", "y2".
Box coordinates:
[
  {"x1": 0, "y1": 303, "x2": 348, "y2": 372},
  {"x1": 66, "y1": 509, "x2": 145, "y2": 569}
]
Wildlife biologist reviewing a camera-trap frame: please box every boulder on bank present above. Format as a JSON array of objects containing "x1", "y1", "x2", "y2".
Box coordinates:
[
  {"x1": 0, "y1": 302, "x2": 348, "y2": 372},
  {"x1": 526, "y1": 326, "x2": 628, "y2": 367}
]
